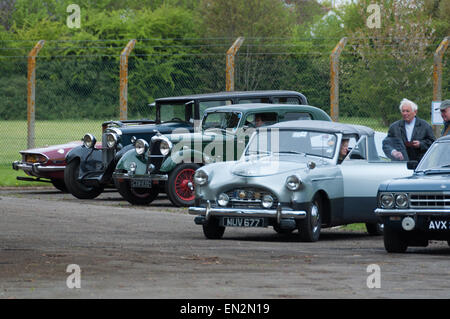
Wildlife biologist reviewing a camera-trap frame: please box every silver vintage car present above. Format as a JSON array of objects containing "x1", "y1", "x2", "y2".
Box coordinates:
[{"x1": 189, "y1": 120, "x2": 413, "y2": 242}]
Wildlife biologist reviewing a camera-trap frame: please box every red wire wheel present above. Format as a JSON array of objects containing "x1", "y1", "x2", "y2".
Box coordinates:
[{"x1": 174, "y1": 168, "x2": 196, "y2": 202}]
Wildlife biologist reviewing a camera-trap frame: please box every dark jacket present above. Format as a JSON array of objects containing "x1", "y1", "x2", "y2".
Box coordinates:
[
  {"x1": 383, "y1": 117, "x2": 435, "y2": 161},
  {"x1": 442, "y1": 122, "x2": 450, "y2": 137}
]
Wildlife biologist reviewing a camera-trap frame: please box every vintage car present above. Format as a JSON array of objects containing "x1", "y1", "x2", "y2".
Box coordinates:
[
  {"x1": 64, "y1": 90, "x2": 308, "y2": 199},
  {"x1": 375, "y1": 135, "x2": 450, "y2": 253},
  {"x1": 12, "y1": 141, "x2": 84, "y2": 191},
  {"x1": 113, "y1": 104, "x2": 331, "y2": 207},
  {"x1": 188, "y1": 120, "x2": 414, "y2": 242}
]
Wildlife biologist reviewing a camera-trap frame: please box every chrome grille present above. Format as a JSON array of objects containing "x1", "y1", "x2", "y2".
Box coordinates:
[
  {"x1": 225, "y1": 187, "x2": 278, "y2": 209},
  {"x1": 409, "y1": 193, "x2": 450, "y2": 208}
]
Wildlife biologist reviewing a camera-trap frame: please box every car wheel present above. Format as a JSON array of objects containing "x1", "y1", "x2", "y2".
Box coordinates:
[
  {"x1": 167, "y1": 163, "x2": 200, "y2": 207},
  {"x1": 64, "y1": 159, "x2": 104, "y2": 199},
  {"x1": 298, "y1": 195, "x2": 322, "y2": 242},
  {"x1": 116, "y1": 179, "x2": 159, "y2": 205},
  {"x1": 50, "y1": 179, "x2": 68, "y2": 193},
  {"x1": 366, "y1": 223, "x2": 384, "y2": 236},
  {"x1": 202, "y1": 217, "x2": 225, "y2": 239},
  {"x1": 383, "y1": 227, "x2": 408, "y2": 253}
]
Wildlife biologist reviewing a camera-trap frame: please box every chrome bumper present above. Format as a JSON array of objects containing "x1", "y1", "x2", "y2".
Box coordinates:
[
  {"x1": 112, "y1": 172, "x2": 168, "y2": 182},
  {"x1": 375, "y1": 208, "x2": 450, "y2": 216},
  {"x1": 189, "y1": 201, "x2": 307, "y2": 223},
  {"x1": 12, "y1": 161, "x2": 65, "y2": 173}
]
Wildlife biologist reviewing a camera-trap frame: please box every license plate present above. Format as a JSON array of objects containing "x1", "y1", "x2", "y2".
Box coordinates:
[
  {"x1": 131, "y1": 179, "x2": 152, "y2": 189},
  {"x1": 428, "y1": 220, "x2": 449, "y2": 231},
  {"x1": 221, "y1": 217, "x2": 265, "y2": 228}
]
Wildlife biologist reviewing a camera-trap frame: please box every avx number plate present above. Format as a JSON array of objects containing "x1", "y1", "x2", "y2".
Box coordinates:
[
  {"x1": 131, "y1": 179, "x2": 152, "y2": 189},
  {"x1": 428, "y1": 220, "x2": 449, "y2": 230},
  {"x1": 221, "y1": 217, "x2": 265, "y2": 228}
]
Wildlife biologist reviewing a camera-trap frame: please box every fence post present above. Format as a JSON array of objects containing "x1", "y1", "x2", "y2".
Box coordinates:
[
  {"x1": 226, "y1": 37, "x2": 244, "y2": 92},
  {"x1": 433, "y1": 36, "x2": 449, "y2": 137},
  {"x1": 120, "y1": 39, "x2": 136, "y2": 121},
  {"x1": 27, "y1": 40, "x2": 45, "y2": 149},
  {"x1": 330, "y1": 37, "x2": 347, "y2": 122}
]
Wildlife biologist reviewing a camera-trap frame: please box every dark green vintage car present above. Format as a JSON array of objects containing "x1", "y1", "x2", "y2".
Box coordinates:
[{"x1": 113, "y1": 103, "x2": 331, "y2": 207}]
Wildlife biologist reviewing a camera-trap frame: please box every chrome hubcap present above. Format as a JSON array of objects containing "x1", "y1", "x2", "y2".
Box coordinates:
[{"x1": 310, "y1": 203, "x2": 320, "y2": 233}]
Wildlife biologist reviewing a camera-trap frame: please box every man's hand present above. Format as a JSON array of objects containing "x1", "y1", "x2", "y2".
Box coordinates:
[
  {"x1": 410, "y1": 140, "x2": 420, "y2": 148},
  {"x1": 392, "y1": 150, "x2": 404, "y2": 160}
]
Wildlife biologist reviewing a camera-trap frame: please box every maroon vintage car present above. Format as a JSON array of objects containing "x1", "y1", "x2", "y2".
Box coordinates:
[{"x1": 12, "y1": 141, "x2": 86, "y2": 191}]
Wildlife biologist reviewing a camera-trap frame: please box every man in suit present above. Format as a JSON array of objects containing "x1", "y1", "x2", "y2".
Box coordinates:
[
  {"x1": 440, "y1": 100, "x2": 450, "y2": 137},
  {"x1": 383, "y1": 98, "x2": 435, "y2": 161}
]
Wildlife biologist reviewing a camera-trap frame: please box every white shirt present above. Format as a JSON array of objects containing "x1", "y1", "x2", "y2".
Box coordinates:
[
  {"x1": 391, "y1": 117, "x2": 416, "y2": 156},
  {"x1": 404, "y1": 117, "x2": 416, "y2": 142}
]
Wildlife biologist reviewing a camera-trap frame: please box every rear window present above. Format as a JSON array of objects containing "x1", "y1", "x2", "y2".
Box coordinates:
[{"x1": 273, "y1": 97, "x2": 301, "y2": 104}]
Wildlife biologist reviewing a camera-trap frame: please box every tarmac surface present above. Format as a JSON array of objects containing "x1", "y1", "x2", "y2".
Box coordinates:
[{"x1": 0, "y1": 187, "x2": 449, "y2": 299}]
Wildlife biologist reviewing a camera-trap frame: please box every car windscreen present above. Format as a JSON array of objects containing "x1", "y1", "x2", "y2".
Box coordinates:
[
  {"x1": 157, "y1": 103, "x2": 192, "y2": 123},
  {"x1": 245, "y1": 129, "x2": 337, "y2": 159},
  {"x1": 416, "y1": 142, "x2": 450, "y2": 172},
  {"x1": 201, "y1": 111, "x2": 241, "y2": 131}
]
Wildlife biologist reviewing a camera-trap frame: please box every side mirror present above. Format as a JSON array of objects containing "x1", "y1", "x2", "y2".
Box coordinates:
[{"x1": 407, "y1": 160, "x2": 418, "y2": 170}]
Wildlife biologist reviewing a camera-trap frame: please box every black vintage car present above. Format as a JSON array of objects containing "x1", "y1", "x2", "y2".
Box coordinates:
[
  {"x1": 375, "y1": 135, "x2": 450, "y2": 253},
  {"x1": 64, "y1": 91, "x2": 308, "y2": 199}
]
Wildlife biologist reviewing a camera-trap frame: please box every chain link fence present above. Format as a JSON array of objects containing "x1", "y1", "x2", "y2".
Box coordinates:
[{"x1": 0, "y1": 38, "x2": 448, "y2": 168}]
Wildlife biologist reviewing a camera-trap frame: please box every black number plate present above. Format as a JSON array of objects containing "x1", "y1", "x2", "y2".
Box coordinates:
[
  {"x1": 221, "y1": 217, "x2": 265, "y2": 228},
  {"x1": 131, "y1": 179, "x2": 152, "y2": 189},
  {"x1": 428, "y1": 220, "x2": 449, "y2": 231}
]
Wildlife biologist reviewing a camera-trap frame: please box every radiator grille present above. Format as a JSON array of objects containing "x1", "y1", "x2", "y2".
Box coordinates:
[
  {"x1": 225, "y1": 187, "x2": 278, "y2": 209},
  {"x1": 409, "y1": 193, "x2": 450, "y2": 208}
]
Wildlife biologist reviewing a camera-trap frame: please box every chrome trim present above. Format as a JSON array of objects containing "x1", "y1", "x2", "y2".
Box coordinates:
[
  {"x1": 188, "y1": 205, "x2": 306, "y2": 220},
  {"x1": 112, "y1": 172, "x2": 168, "y2": 181},
  {"x1": 375, "y1": 208, "x2": 450, "y2": 215},
  {"x1": 13, "y1": 161, "x2": 65, "y2": 172},
  {"x1": 106, "y1": 127, "x2": 123, "y2": 136}
]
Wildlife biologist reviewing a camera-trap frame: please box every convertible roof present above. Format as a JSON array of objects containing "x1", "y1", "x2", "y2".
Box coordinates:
[
  {"x1": 269, "y1": 120, "x2": 375, "y2": 136},
  {"x1": 155, "y1": 90, "x2": 307, "y2": 102}
]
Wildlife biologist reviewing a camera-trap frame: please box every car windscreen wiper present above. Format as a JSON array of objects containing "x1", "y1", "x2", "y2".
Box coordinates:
[{"x1": 422, "y1": 168, "x2": 450, "y2": 175}]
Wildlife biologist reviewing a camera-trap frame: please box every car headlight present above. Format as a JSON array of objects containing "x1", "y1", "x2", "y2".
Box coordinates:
[
  {"x1": 285, "y1": 175, "x2": 302, "y2": 191},
  {"x1": 106, "y1": 133, "x2": 118, "y2": 149},
  {"x1": 395, "y1": 193, "x2": 408, "y2": 208},
  {"x1": 217, "y1": 193, "x2": 229, "y2": 207},
  {"x1": 194, "y1": 170, "x2": 208, "y2": 186},
  {"x1": 262, "y1": 194, "x2": 274, "y2": 208},
  {"x1": 83, "y1": 133, "x2": 96, "y2": 149},
  {"x1": 160, "y1": 139, "x2": 173, "y2": 156},
  {"x1": 380, "y1": 193, "x2": 394, "y2": 209},
  {"x1": 135, "y1": 139, "x2": 149, "y2": 156}
]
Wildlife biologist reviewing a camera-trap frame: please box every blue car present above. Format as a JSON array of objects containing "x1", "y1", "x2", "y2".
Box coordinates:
[{"x1": 375, "y1": 135, "x2": 450, "y2": 253}]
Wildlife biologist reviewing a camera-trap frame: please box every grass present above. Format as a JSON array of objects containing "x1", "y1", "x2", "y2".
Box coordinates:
[
  {"x1": 0, "y1": 118, "x2": 389, "y2": 187},
  {"x1": 0, "y1": 120, "x2": 103, "y2": 187}
]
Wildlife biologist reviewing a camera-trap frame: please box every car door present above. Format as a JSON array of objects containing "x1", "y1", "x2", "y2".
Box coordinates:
[{"x1": 339, "y1": 135, "x2": 411, "y2": 223}]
